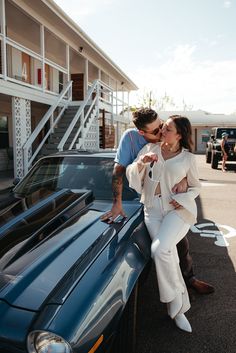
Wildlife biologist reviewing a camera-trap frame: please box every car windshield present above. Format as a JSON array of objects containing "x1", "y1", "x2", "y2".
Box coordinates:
[
  {"x1": 216, "y1": 128, "x2": 236, "y2": 139},
  {"x1": 14, "y1": 156, "x2": 138, "y2": 201}
]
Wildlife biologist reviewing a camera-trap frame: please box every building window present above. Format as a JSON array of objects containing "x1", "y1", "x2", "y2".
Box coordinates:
[
  {"x1": 0, "y1": 116, "x2": 9, "y2": 149},
  {"x1": 44, "y1": 64, "x2": 66, "y2": 93},
  {"x1": 6, "y1": 44, "x2": 42, "y2": 86},
  {"x1": 201, "y1": 129, "x2": 210, "y2": 143}
]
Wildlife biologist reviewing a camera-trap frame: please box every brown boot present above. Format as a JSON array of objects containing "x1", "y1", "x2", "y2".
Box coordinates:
[{"x1": 189, "y1": 278, "x2": 215, "y2": 294}]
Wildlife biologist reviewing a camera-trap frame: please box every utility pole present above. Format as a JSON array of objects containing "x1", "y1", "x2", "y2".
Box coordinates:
[{"x1": 149, "y1": 91, "x2": 152, "y2": 108}]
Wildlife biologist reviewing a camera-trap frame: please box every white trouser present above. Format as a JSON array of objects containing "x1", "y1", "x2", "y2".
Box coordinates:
[{"x1": 144, "y1": 195, "x2": 191, "y2": 315}]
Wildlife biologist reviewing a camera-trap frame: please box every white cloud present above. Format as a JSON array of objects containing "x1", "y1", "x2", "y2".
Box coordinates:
[
  {"x1": 223, "y1": 1, "x2": 232, "y2": 8},
  {"x1": 131, "y1": 45, "x2": 236, "y2": 114}
]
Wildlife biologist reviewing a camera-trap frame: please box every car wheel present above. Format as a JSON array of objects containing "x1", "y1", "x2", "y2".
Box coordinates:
[
  {"x1": 112, "y1": 282, "x2": 139, "y2": 353},
  {"x1": 206, "y1": 149, "x2": 211, "y2": 163},
  {"x1": 211, "y1": 153, "x2": 218, "y2": 169}
]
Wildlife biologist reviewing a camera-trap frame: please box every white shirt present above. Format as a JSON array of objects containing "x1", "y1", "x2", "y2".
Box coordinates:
[{"x1": 126, "y1": 143, "x2": 201, "y2": 225}]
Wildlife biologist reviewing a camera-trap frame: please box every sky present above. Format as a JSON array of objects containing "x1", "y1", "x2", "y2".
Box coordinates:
[{"x1": 54, "y1": 0, "x2": 236, "y2": 114}]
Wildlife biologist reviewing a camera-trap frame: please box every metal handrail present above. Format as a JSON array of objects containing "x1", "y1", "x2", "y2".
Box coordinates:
[
  {"x1": 68, "y1": 94, "x2": 97, "y2": 150},
  {"x1": 23, "y1": 81, "x2": 72, "y2": 173},
  {"x1": 58, "y1": 79, "x2": 113, "y2": 151}
]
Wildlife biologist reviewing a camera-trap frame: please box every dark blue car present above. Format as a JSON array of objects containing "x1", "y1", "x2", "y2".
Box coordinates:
[{"x1": 0, "y1": 151, "x2": 151, "y2": 353}]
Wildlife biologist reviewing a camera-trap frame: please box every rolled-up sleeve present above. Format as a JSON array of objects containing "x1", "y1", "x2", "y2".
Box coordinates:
[
  {"x1": 126, "y1": 162, "x2": 146, "y2": 194},
  {"x1": 186, "y1": 153, "x2": 202, "y2": 199},
  {"x1": 126, "y1": 145, "x2": 150, "y2": 194},
  {"x1": 170, "y1": 153, "x2": 201, "y2": 222}
]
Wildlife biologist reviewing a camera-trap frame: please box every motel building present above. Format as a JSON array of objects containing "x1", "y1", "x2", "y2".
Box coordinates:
[
  {"x1": 0, "y1": 0, "x2": 137, "y2": 178},
  {"x1": 159, "y1": 110, "x2": 236, "y2": 153}
]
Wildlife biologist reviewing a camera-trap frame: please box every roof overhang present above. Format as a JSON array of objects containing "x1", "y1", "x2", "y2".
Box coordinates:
[
  {"x1": 158, "y1": 110, "x2": 236, "y2": 127},
  {"x1": 13, "y1": 0, "x2": 138, "y2": 91}
]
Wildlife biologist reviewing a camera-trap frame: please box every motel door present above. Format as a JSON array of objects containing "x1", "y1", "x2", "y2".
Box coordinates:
[{"x1": 71, "y1": 73, "x2": 84, "y2": 101}]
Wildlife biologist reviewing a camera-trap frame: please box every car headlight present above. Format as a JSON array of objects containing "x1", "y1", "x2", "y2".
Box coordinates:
[{"x1": 27, "y1": 331, "x2": 72, "y2": 353}]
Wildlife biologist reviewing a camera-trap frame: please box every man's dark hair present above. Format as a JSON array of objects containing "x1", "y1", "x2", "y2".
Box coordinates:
[{"x1": 132, "y1": 107, "x2": 158, "y2": 130}]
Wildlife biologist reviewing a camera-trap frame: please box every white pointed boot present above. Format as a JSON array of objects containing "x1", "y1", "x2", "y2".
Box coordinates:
[
  {"x1": 174, "y1": 314, "x2": 192, "y2": 333},
  {"x1": 168, "y1": 291, "x2": 182, "y2": 319}
]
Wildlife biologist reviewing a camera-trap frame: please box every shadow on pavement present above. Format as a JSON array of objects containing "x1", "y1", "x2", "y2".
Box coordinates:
[{"x1": 136, "y1": 196, "x2": 236, "y2": 353}]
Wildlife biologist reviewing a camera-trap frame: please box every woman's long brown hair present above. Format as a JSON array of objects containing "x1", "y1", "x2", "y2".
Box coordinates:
[{"x1": 169, "y1": 115, "x2": 194, "y2": 152}]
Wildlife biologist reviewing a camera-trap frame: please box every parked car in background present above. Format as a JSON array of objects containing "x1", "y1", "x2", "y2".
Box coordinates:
[
  {"x1": 205, "y1": 127, "x2": 236, "y2": 169},
  {"x1": 0, "y1": 151, "x2": 151, "y2": 353}
]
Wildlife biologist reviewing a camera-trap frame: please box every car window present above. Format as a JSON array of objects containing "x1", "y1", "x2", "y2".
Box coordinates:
[
  {"x1": 14, "y1": 156, "x2": 138, "y2": 201},
  {"x1": 216, "y1": 129, "x2": 236, "y2": 139}
]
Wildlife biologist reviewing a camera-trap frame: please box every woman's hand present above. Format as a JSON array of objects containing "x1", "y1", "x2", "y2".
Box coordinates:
[{"x1": 138, "y1": 152, "x2": 158, "y2": 164}]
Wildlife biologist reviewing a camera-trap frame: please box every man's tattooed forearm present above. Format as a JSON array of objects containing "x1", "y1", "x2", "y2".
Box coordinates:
[{"x1": 112, "y1": 174, "x2": 123, "y2": 200}]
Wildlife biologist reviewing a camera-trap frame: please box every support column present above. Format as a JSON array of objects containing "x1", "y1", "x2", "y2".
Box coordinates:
[
  {"x1": 84, "y1": 59, "x2": 88, "y2": 96},
  {"x1": 98, "y1": 69, "x2": 101, "y2": 81},
  {"x1": 40, "y1": 24, "x2": 45, "y2": 92},
  {"x1": 66, "y1": 44, "x2": 70, "y2": 82},
  {"x1": 116, "y1": 121, "x2": 121, "y2": 148},
  {"x1": 12, "y1": 97, "x2": 31, "y2": 178},
  {"x1": 1, "y1": 0, "x2": 7, "y2": 80}
]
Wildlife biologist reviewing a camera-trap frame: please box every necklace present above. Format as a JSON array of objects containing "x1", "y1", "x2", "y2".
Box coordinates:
[{"x1": 162, "y1": 143, "x2": 180, "y2": 154}]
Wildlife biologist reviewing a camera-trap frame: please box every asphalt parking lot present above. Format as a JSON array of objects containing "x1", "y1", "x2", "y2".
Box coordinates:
[{"x1": 136, "y1": 154, "x2": 236, "y2": 353}]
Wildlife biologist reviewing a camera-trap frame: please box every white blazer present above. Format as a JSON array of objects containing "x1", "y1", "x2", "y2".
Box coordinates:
[{"x1": 126, "y1": 143, "x2": 201, "y2": 225}]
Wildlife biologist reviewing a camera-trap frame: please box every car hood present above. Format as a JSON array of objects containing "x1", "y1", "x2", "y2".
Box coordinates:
[{"x1": 0, "y1": 188, "x2": 141, "y2": 311}]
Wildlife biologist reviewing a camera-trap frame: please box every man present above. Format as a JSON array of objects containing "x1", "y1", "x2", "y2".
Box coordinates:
[
  {"x1": 101, "y1": 107, "x2": 214, "y2": 294},
  {"x1": 220, "y1": 132, "x2": 229, "y2": 172}
]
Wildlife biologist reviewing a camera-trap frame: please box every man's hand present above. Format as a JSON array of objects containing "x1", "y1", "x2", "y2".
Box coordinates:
[
  {"x1": 172, "y1": 177, "x2": 188, "y2": 194},
  {"x1": 169, "y1": 199, "x2": 182, "y2": 209},
  {"x1": 101, "y1": 202, "x2": 126, "y2": 223}
]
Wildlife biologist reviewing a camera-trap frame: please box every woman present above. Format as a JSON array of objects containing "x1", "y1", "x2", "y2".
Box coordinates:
[
  {"x1": 220, "y1": 132, "x2": 230, "y2": 172},
  {"x1": 126, "y1": 115, "x2": 201, "y2": 333}
]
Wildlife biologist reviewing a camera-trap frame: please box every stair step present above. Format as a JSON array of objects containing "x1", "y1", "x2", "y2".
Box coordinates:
[
  {"x1": 54, "y1": 129, "x2": 80, "y2": 136},
  {"x1": 61, "y1": 114, "x2": 78, "y2": 119},
  {"x1": 59, "y1": 115, "x2": 75, "y2": 120},
  {"x1": 65, "y1": 107, "x2": 80, "y2": 111},
  {"x1": 58, "y1": 120, "x2": 81, "y2": 126},
  {"x1": 49, "y1": 137, "x2": 76, "y2": 143}
]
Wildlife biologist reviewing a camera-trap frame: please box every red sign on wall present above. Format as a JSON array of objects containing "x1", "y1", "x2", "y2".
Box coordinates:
[{"x1": 37, "y1": 68, "x2": 42, "y2": 85}]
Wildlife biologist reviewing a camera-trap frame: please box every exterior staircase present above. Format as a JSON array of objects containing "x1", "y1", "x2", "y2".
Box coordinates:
[
  {"x1": 37, "y1": 104, "x2": 99, "y2": 158},
  {"x1": 23, "y1": 80, "x2": 112, "y2": 175},
  {"x1": 38, "y1": 106, "x2": 80, "y2": 157}
]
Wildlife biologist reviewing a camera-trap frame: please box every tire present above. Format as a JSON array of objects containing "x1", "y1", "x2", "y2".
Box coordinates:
[
  {"x1": 206, "y1": 149, "x2": 211, "y2": 163},
  {"x1": 111, "y1": 282, "x2": 139, "y2": 353},
  {"x1": 211, "y1": 153, "x2": 218, "y2": 169}
]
